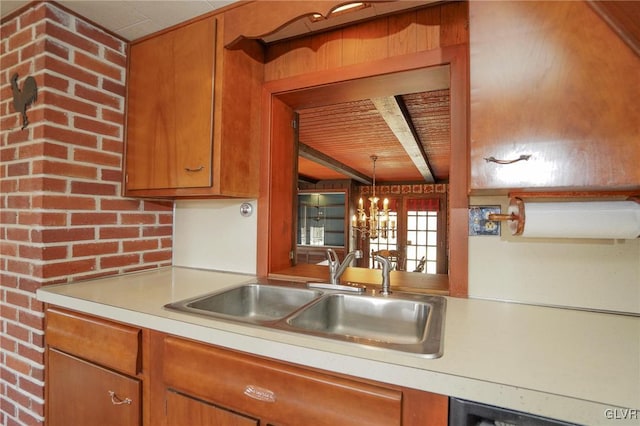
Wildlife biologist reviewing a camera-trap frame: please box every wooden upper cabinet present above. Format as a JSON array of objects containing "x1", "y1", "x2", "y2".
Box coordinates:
[
  {"x1": 468, "y1": 1, "x2": 640, "y2": 193},
  {"x1": 125, "y1": 15, "x2": 263, "y2": 198}
]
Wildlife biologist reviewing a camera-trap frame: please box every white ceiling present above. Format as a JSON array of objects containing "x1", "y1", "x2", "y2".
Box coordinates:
[{"x1": 0, "y1": 1, "x2": 237, "y2": 41}]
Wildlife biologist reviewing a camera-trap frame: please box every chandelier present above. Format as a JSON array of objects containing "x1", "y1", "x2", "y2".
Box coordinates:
[{"x1": 352, "y1": 155, "x2": 396, "y2": 240}]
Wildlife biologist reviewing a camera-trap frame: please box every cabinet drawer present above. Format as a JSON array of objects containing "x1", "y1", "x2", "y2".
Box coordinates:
[
  {"x1": 46, "y1": 308, "x2": 141, "y2": 376},
  {"x1": 163, "y1": 337, "x2": 402, "y2": 426}
]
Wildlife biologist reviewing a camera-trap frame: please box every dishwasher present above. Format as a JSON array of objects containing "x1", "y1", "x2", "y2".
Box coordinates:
[{"x1": 449, "y1": 398, "x2": 579, "y2": 426}]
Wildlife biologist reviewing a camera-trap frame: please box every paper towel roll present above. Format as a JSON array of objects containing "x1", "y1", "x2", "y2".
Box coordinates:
[{"x1": 507, "y1": 200, "x2": 640, "y2": 239}]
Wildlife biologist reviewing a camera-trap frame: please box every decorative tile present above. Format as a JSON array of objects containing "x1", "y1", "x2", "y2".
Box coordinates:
[{"x1": 468, "y1": 205, "x2": 501, "y2": 236}]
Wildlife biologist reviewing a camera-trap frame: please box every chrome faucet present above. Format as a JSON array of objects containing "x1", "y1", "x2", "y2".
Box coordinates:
[
  {"x1": 374, "y1": 254, "x2": 392, "y2": 295},
  {"x1": 327, "y1": 249, "x2": 362, "y2": 285}
]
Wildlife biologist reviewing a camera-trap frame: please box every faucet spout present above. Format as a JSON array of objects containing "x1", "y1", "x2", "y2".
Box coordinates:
[
  {"x1": 374, "y1": 254, "x2": 392, "y2": 295},
  {"x1": 327, "y1": 249, "x2": 362, "y2": 285}
]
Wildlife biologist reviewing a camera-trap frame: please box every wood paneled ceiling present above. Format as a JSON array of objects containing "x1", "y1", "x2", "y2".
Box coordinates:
[{"x1": 297, "y1": 88, "x2": 451, "y2": 185}]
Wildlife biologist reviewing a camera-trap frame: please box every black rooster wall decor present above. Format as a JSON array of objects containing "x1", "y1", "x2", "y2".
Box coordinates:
[{"x1": 10, "y1": 73, "x2": 38, "y2": 130}]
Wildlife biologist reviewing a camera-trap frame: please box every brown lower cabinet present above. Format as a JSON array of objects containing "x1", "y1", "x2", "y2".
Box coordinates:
[{"x1": 45, "y1": 307, "x2": 448, "y2": 426}]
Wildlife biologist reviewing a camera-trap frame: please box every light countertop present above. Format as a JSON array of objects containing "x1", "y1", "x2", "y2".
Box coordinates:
[{"x1": 36, "y1": 267, "x2": 640, "y2": 425}]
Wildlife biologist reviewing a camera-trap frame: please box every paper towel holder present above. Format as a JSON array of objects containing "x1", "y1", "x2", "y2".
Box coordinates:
[{"x1": 488, "y1": 197, "x2": 525, "y2": 235}]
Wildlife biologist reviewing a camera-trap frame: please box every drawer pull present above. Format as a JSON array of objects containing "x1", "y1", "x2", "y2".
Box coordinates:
[
  {"x1": 243, "y1": 385, "x2": 276, "y2": 403},
  {"x1": 108, "y1": 390, "x2": 132, "y2": 405},
  {"x1": 184, "y1": 165, "x2": 205, "y2": 172},
  {"x1": 484, "y1": 154, "x2": 531, "y2": 164}
]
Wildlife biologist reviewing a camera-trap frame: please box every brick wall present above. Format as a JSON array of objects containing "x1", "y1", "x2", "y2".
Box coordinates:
[{"x1": 0, "y1": 3, "x2": 173, "y2": 425}]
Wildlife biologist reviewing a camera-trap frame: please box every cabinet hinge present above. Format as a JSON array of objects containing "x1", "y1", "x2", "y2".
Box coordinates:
[
  {"x1": 125, "y1": 173, "x2": 129, "y2": 184},
  {"x1": 291, "y1": 119, "x2": 297, "y2": 129},
  {"x1": 289, "y1": 250, "x2": 294, "y2": 260}
]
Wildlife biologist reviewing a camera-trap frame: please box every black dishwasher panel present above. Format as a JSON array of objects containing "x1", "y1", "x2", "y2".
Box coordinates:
[{"x1": 449, "y1": 398, "x2": 580, "y2": 426}]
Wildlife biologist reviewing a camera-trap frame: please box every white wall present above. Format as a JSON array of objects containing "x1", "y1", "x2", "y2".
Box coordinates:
[
  {"x1": 468, "y1": 196, "x2": 640, "y2": 314},
  {"x1": 173, "y1": 199, "x2": 258, "y2": 275}
]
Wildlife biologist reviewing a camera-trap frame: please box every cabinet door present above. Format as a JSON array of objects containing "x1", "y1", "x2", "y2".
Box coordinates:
[
  {"x1": 469, "y1": 1, "x2": 639, "y2": 192},
  {"x1": 47, "y1": 349, "x2": 141, "y2": 426},
  {"x1": 126, "y1": 17, "x2": 216, "y2": 191},
  {"x1": 166, "y1": 390, "x2": 258, "y2": 426}
]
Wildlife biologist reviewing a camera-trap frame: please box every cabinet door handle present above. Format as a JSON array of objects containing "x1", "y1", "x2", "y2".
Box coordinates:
[
  {"x1": 484, "y1": 154, "x2": 531, "y2": 164},
  {"x1": 108, "y1": 390, "x2": 132, "y2": 405},
  {"x1": 184, "y1": 165, "x2": 205, "y2": 172}
]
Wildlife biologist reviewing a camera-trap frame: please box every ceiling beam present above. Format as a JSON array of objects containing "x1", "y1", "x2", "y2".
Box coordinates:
[
  {"x1": 298, "y1": 143, "x2": 372, "y2": 185},
  {"x1": 371, "y1": 96, "x2": 435, "y2": 183}
]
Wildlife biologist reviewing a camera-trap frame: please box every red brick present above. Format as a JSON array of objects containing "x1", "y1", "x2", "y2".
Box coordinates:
[
  {"x1": 75, "y1": 84, "x2": 120, "y2": 110},
  {"x1": 6, "y1": 127, "x2": 30, "y2": 144},
  {"x1": 32, "y1": 159, "x2": 97, "y2": 179},
  {"x1": 99, "y1": 226, "x2": 139, "y2": 240},
  {"x1": 76, "y1": 19, "x2": 123, "y2": 52},
  {"x1": 102, "y1": 78, "x2": 126, "y2": 97},
  {"x1": 42, "y1": 37, "x2": 69, "y2": 60},
  {"x1": 7, "y1": 195, "x2": 30, "y2": 209},
  {"x1": 6, "y1": 323, "x2": 29, "y2": 343},
  {"x1": 18, "y1": 212, "x2": 67, "y2": 227},
  {"x1": 75, "y1": 51, "x2": 122, "y2": 81},
  {"x1": 38, "y1": 123, "x2": 98, "y2": 147},
  {"x1": 0, "y1": 241, "x2": 17, "y2": 257},
  {"x1": 5, "y1": 290, "x2": 30, "y2": 309},
  {"x1": 6, "y1": 228, "x2": 29, "y2": 242},
  {"x1": 143, "y1": 250, "x2": 172, "y2": 263},
  {"x1": 42, "y1": 71, "x2": 70, "y2": 93},
  {"x1": 18, "y1": 141, "x2": 67, "y2": 159},
  {"x1": 123, "y1": 239, "x2": 158, "y2": 252},
  {"x1": 102, "y1": 108, "x2": 124, "y2": 126},
  {"x1": 101, "y1": 168, "x2": 122, "y2": 182},
  {"x1": 104, "y1": 48, "x2": 126, "y2": 68},
  {"x1": 1, "y1": 209, "x2": 18, "y2": 224},
  {"x1": 29, "y1": 108, "x2": 70, "y2": 128},
  {"x1": 72, "y1": 241, "x2": 118, "y2": 257},
  {"x1": 143, "y1": 200, "x2": 173, "y2": 211},
  {"x1": 17, "y1": 277, "x2": 44, "y2": 293},
  {"x1": 0, "y1": 274, "x2": 18, "y2": 291},
  {"x1": 41, "y1": 258, "x2": 96, "y2": 278},
  {"x1": 71, "y1": 181, "x2": 117, "y2": 196},
  {"x1": 32, "y1": 194, "x2": 95, "y2": 210},
  {"x1": 18, "y1": 176, "x2": 67, "y2": 193},
  {"x1": 19, "y1": 245, "x2": 67, "y2": 261},
  {"x1": 71, "y1": 212, "x2": 117, "y2": 225},
  {"x1": 100, "y1": 253, "x2": 140, "y2": 269},
  {"x1": 5, "y1": 354, "x2": 31, "y2": 376},
  {"x1": 122, "y1": 213, "x2": 156, "y2": 225},
  {"x1": 18, "y1": 373, "x2": 45, "y2": 399},
  {"x1": 43, "y1": 2, "x2": 71, "y2": 26},
  {"x1": 17, "y1": 310, "x2": 44, "y2": 331},
  {"x1": 74, "y1": 148, "x2": 121, "y2": 167},
  {"x1": 74, "y1": 116, "x2": 121, "y2": 137},
  {"x1": 7, "y1": 162, "x2": 30, "y2": 176},
  {"x1": 101, "y1": 198, "x2": 142, "y2": 211},
  {"x1": 8, "y1": 26, "x2": 33, "y2": 51},
  {"x1": 102, "y1": 137, "x2": 123, "y2": 154},
  {"x1": 159, "y1": 213, "x2": 173, "y2": 225},
  {"x1": 0, "y1": 179, "x2": 18, "y2": 193},
  {"x1": 160, "y1": 237, "x2": 172, "y2": 249},
  {"x1": 143, "y1": 226, "x2": 172, "y2": 237},
  {"x1": 46, "y1": 20, "x2": 99, "y2": 55},
  {"x1": 41, "y1": 91, "x2": 98, "y2": 118},
  {"x1": 31, "y1": 227, "x2": 94, "y2": 243}
]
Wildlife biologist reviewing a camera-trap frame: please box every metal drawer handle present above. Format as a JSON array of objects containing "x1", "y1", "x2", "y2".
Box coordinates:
[
  {"x1": 243, "y1": 385, "x2": 276, "y2": 403},
  {"x1": 108, "y1": 390, "x2": 132, "y2": 405},
  {"x1": 184, "y1": 165, "x2": 205, "y2": 172},
  {"x1": 484, "y1": 154, "x2": 531, "y2": 164}
]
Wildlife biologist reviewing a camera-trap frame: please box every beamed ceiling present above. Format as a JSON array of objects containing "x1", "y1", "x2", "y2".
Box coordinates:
[{"x1": 297, "y1": 88, "x2": 451, "y2": 186}]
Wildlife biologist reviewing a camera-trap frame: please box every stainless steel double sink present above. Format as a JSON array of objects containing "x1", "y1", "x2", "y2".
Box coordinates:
[{"x1": 164, "y1": 282, "x2": 446, "y2": 358}]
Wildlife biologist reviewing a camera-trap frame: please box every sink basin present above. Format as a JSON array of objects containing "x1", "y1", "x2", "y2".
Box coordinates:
[
  {"x1": 165, "y1": 284, "x2": 323, "y2": 324},
  {"x1": 165, "y1": 283, "x2": 445, "y2": 357},
  {"x1": 283, "y1": 293, "x2": 445, "y2": 356}
]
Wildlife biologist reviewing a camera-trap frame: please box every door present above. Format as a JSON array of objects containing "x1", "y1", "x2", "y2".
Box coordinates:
[{"x1": 47, "y1": 349, "x2": 141, "y2": 426}]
